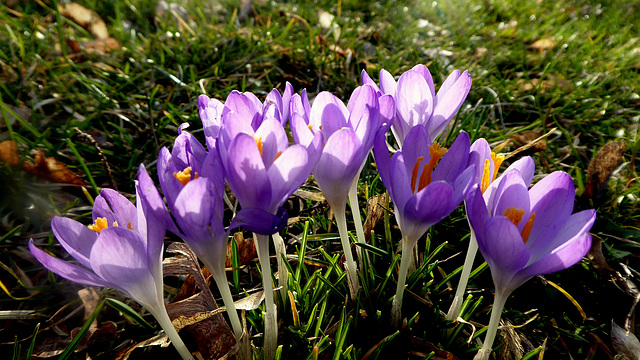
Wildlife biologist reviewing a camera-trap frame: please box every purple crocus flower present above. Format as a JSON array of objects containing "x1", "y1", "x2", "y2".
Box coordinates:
[
  {"x1": 217, "y1": 97, "x2": 321, "y2": 360},
  {"x1": 373, "y1": 124, "x2": 476, "y2": 326},
  {"x1": 447, "y1": 139, "x2": 536, "y2": 320},
  {"x1": 289, "y1": 84, "x2": 394, "y2": 299},
  {"x1": 362, "y1": 65, "x2": 471, "y2": 146},
  {"x1": 467, "y1": 170, "x2": 596, "y2": 359},
  {"x1": 29, "y1": 186, "x2": 194, "y2": 360}
]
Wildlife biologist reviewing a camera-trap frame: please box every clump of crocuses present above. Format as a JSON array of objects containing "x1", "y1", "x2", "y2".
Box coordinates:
[{"x1": 29, "y1": 63, "x2": 595, "y2": 360}]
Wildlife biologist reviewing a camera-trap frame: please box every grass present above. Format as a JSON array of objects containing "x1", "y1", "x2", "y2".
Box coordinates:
[{"x1": 1, "y1": 0, "x2": 639, "y2": 359}]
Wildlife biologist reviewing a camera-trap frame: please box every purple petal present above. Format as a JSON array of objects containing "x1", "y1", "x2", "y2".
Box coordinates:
[
  {"x1": 29, "y1": 240, "x2": 113, "y2": 288},
  {"x1": 174, "y1": 178, "x2": 225, "y2": 250},
  {"x1": 98, "y1": 189, "x2": 137, "y2": 232},
  {"x1": 491, "y1": 172, "x2": 531, "y2": 233},
  {"x1": 225, "y1": 133, "x2": 271, "y2": 210},
  {"x1": 428, "y1": 70, "x2": 471, "y2": 139},
  {"x1": 465, "y1": 185, "x2": 489, "y2": 238},
  {"x1": 229, "y1": 207, "x2": 288, "y2": 236},
  {"x1": 225, "y1": 91, "x2": 261, "y2": 128},
  {"x1": 91, "y1": 227, "x2": 160, "y2": 307},
  {"x1": 469, "y1": 138, "x2": 491, "y2": 184},
  {"x1": 411, "y1": 64, "x2": 435, "y2": 100},
  {"x1": 347, "y1": 85, "x2": 380, "y2": 147},
  {"x1": 527, "y1": 171, "x2": 575, "y2": 244},
  {"x1": 220, "y1": 111, "x2": 255, "y2": 148},
  {"x1": 314, "y1": 128, "x2": 363, "y2": 206},
  {"x1": 379, "y1": 69, "x2": 397, "y2": 96},
  {"x1": 281, "y1": 82, "x2": 294, "y2": 123},
  {"x1": 198, "y1": 95, "x2": 224, "y2": 149},
  {"x1": 479, "y1": 216, "x2": 530, "y2": 291},
  {"x1": 50, "y1": 216, "x2": 98, "y2": 269},
  {"x1": 402, "y1": 181, "x2": 454, "y2": 240},
  {"x1": 290, "y1": 91, "x2": 311, "y2": 123},
  {"x1": 452, "y1": 164, "x2": 476, "y2": 205},
  {"x1": 361, "y1": 69, "x2": 380, "y2": 92},
  {"x1": 387, "y1": 152, "x2": 412, "y2": 215},
  {"x1": 520, "y1": 210, "x2": 595, "y2": 278},
  {"x1": 378, "y1": 94, "x2": 395, "y2": 133},
  {"x1": 253, "y1": 118, "x2": 289, "y2": 168},
  {"x1": 156, "y1": 147, "x2": 181, "y2": 210},
  {"x1": 267, "y1": 144, "x2": 310, "y2": 212},
  {"x1": 373, "y1": 131, "x2": 393, "y2": 194},
  {"x1": 138, "y1": 163, "x2": 178, "y2": 235},
  {"x1": 290, "y1": 112, "x2": 315, "y2": 147},
  {"x1": 399, "y1": 125, "x2": 431, "y2": 179},
  {"x1": 395, "y1": 70, "x2": 433, "y2": 141},
  {"x1": 503, "y1": 156, "x2": 535, "y2": 187},
  {"x1": 432, "y1": 131, "x2": 470, "y2": 183},
  {"x1": 311, "y1": 92, "x2": 349, "y2": 141}
]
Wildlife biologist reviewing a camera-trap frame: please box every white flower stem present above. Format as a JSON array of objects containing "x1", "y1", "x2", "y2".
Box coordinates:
[
  {"x1": 347, "y1": 178, "x2": 367, "y2": 266},
  {"x1": 205, "y1": 256, "x2": 243, "y2": 340},
  {"x1": 272, "y1": 232, "x2": 288, "y2": 305},
  {"x1": 253, "y1": 233, "x2": 277, "y2": 360},
  {"x1": 391, "y1": 236, "x2": 414, "y2": 328},
  {"x1": 333, "y1": 201, "x2": 361, "y2": 301},
  {"x1": 147, "y1": 303, "x2": 194, "y2": 360},
  {"x1": 473, "y1": 289, "x2": 509, "y2": 360},
  {"x1": 446, "y1": 227, "x2": 479, "y2": 321}
]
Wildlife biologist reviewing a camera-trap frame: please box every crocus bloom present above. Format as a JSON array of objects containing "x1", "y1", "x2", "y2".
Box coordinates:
[
  {"x1": 446, "y1": 139, "x2": 535, "y2": 320},
  {"x1": 361, "y1": 65, "x2": 471, "y2": 146},
  {"x1": 467, "y1": 170, "x2": 596, "y2": 359},
  {"x1": 289, "y1": 84, "x2": 394, "y2": 300},
  {"x1": 373, "y1": 124, "x2": 476, "y2": 326},
  {"x1": 218, "y1": 94, "x2": 321, "y2": 360},
  {"x1": 29, "y1": 186, "x2": 194, "y2": 360}
]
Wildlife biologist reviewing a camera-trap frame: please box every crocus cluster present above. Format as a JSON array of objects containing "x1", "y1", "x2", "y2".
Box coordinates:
[{"x1": 29, "y1": 64, "x2": 595, "y2": 360}]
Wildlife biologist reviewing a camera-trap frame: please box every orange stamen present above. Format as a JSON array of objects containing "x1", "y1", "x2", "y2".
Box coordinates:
[
  {"x1": 410, "y1": 156, "x2": 424, "y2": 193},
  {"x1": 88, "y1": 217, "x2": 109, "y2": 233},
  {"x1": 308, "y1": 124, "x2": 313, "y2": 131},
  {"x1": 490, "y1": 152, "x2": 505, "y2": 183},
  {"x1": 520, "y1": 213, "x2": 536, "y2": 243},
  {"x1": 173, "y1": 167, "x2": 198, "y2": 186},
  {"x1": 417, "y1": 143, "x2": 448, "y2": 191},
  {"x1": 480, "y1": 159, "x2": 491, "y2": 193},
  {"x1": 254, "y1": 137, "x2": 264, "y2": 157},
  {"x1": 275, "y1": 151, "x2": 283, "y2": 161},
  {"x1": 127, "y1": 222, "x2": 133, "y2": 230},
  {"x1": 504, "y1": 207, "x2": 524, "y2": 226}
]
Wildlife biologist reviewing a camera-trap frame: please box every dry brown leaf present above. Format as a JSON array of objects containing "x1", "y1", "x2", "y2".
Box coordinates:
[
  {"x1": 581, "y1": 141, "x2": 626, "y2": 205},
  {"x1": 83, "y1": 37, "x2": 121, "y2": 54},
  {"x1": 58, "y1": 3, "x2": 109, "y2": 39},
  {"x1": 612, "y1": 321, "x2": 640, "y2": 360},
  {"x1": 22, "y1": 150, "x2": 88, "y2": 186},
  {"x1": 0, "y1": 140, "x2": 20, "y2": 167},
  {"x1": 225, "y1": 232, "x2": 257, "y2": 267},
  {"x1": 529, "y1": 38, "x2": 556, "y2": 51},
  {"x1": 363, "y1": 194, "x2": 388, "y2": 243},
  {"x1": 516, "y1": 75, "x2": 573, "y2": 94},
  {"x1": 163, "y1": 243, "x2": 237, "y2": 359},
  {"x1": 509, "y1": 130, "x2": 547, "y2": 154}
]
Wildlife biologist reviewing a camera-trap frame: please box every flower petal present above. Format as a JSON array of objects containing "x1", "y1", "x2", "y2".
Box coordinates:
[
  {"x1": 313, "y1": 92, "x2": 349, "y2": 141},
  {"x1": 395, "y1": 70, "x2": 433, "y2": 141},
  {"x1": 98, "y1": 189, "x2": 137, "y2": 232},
  {"x1": 411, "y1": 64, "x2": 435, "y2": 99},
  {"x1": 503, "y1": 156, "x2": 535, "y2": 188},
  {"x1": 402, "y1": 181, "x2": 454, "y2": 242},
  {"x1": 360, "y1": 69, "x2": 380, "y2": 92},
  {"x1": 50, "y1": 216, "x2": 98, "y2": 269},
  {"x1": 527, "y1": 171, "x2": 575, "y2": 245},
  {"x1": 379, "y1": 69, "x2": 397, "y2": 96},
  {"x1": 230, "y1": 207, "x2": 288, "y2": 235},
  {"x1": 254, "y1": 118, "x2": 289, "y2": 168},
  {"x1": 290, "y1": 91, "x2": 311, "y2": 123},
  {"x1": 432, "y1": 131, "x2": 470, "y2": 183},
  {"x1": 429, "y1": 70, "x2": 471, "y2": 139},
  {"x1": 347, "y1": 85, "x2": 379, "y2": 147},
  {"x1": 267, "y1": 144, "x2": 311, "y2": 212},
  {"x1": 91, "y1": 227, "x2": 160, "y2": 307},
  {"x1": 491, "y1": 171, "x2": 531, "y2": 232},
  {"x1": 314, "y1": 128, "x2": 362, "y2": 206},
  {"x1": 174, "y1": 178, "x2": 224, "y2": 248},
  {"x1": 399, "y1": 125, "x2": 431, "y2": 180},
  {"x1": 29, "y1": 240, "x2": 113, "y2": 288},
  {"x1": 479, "y1": 216, "x2": 530, "y2": 292},
  {"x1": 198, "y1": 95, "x2": 224, "y2": 149},
  {"x1": 225, "y1": 133, "x2": 271, "y2": 210},
  {"x1": 290, "y1": 112, "x2": 315, "y2": 147}
]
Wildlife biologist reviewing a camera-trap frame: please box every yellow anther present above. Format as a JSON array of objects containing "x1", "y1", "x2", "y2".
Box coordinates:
[
  {"x1": 490, "y1": 152, "x2": 505, "y2": 183},
  {"x1": 480, "y1": 159, "x2": 491, "y2": 193},
  {"x1": 520, "y1": 213, "x2": 536, "y2": 244},
  {"x1": 88, "y1": 217, "x2": 109, "y2": 233},
  {"x1": 275, "y1": 151, "x2": 283, "y2": 161},
  {"x1": 504, "y1": 207, "x2": 524, "y2": 226},
  {"x1": 254, "y1": 136, "x2": 264, "y2": 157},
  {"x1": 410, "y1": 156, "x2": 424, "y2": 193},
  {"x1": 417, "y1": 143, "x2": 448, "y2": 191},
  {"x1": 308, "y1": 124, "x2": 313, "y2": 131},
  {"x1": 127, "y1": 222, "x2": 133, "y2": 230},
  {"x1": 173, "y1": 167, "x2": 198, "y2": 186}
]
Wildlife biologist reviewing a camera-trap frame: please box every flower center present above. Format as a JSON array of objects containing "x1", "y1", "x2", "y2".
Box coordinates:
[
  {"x1": 503, "y1": 207, "x2": 536, "y2": 243},
  {"x1": 87, "y1": 217, "x2": 131, "y2": 232},
  {"x1": 410, "y1": 143, "x2": 448, "y2": 193},
  {"x1": 480, "y1": 152, "x2": 506, "y2": 193},
  {"x1": 173, "y1": 167, "x2": 199, "y2": 186}
]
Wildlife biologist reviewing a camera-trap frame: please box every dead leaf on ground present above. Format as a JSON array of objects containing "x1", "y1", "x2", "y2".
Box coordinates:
[
  {"x1": 516, "y1": 74, "x2": 573, "y2": 94},
  {"x1": 529, "y1": 38, "x2": 556, "y2": 53},
  {"x1": 226, "y1": 232, "x2": 257, "y2": 267},
  {"x1": 59, "y1": 3, "x2": 109, "y2": 39},
  {"x1": 22, "y1": 150, "x2": 88, "y2": 186},
  {"x1": 83, "y1": 37, "x2": 121, "y2": 54},
  {"x1": 363, "y1": 194, "x2": 388, "y2": 243},
  {"x1": 0, "y1": 140, "x2": 20, "y2": 167},
  {"x1": 580, "y1": 141, "x2": 626, "y2": 206},
  {"x1": 111, "y1": 333, "x2": 172, "y2": 360},
  {"x1": 509, "y1": 130, "x2": 548, "y2": 154},
  {"x1": 163, "y1": 243, "x2": 237, "y2": 359},
  {"x1": 612, "y1": 321, "x2": 640, "y2": 360}
]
